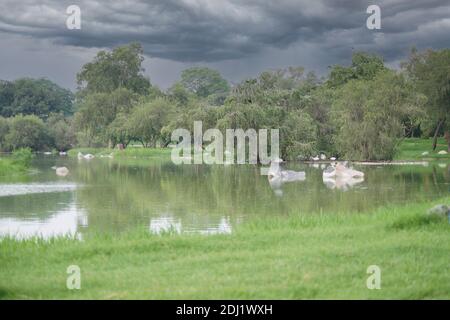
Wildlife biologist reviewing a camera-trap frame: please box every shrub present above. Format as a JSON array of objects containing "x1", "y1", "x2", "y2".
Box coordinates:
[
  {"x1": 12, "y1": 147, "x2": 33, "y2": 167},
  {"x1": 4, "y1": 115, "x2": 52, "y2": 151}
]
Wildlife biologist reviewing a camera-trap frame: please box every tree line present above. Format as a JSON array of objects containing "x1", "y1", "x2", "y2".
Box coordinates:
[{"x1": 0, "y1": 42, "x2": 448, "y2": 160}]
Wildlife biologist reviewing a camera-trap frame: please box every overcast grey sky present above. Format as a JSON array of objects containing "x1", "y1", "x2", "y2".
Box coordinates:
[{"x1": 0, "y1": 0, "x2": 449, "y2": 90}]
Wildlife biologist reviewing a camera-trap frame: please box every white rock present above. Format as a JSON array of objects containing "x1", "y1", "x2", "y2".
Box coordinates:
[
  {"x1": 421, "y1": 151, "x2": 429, "y2": 156},
  {"x1": 55, "y1": 167, "x2": 69, "y2": 177},
  {"x1": 427, "y1": 204, "x2": 449, "y2": 218},
  {"x1": 78, "y1": 152, "x2": 95, "y2": 160},
  {"x1": 438, "y1": 150, "x2": 448, "y2": 155}
]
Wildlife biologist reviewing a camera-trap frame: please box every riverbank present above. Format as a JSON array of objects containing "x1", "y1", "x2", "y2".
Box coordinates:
[
  {"x1": 0, "y1": 149, "x2": 33, "y2": 177},
  {"x1": 0, "y1": 158, "x2": 22, "y2": 176},
  {"x1": 1, "y1": 197, "x2": 449, "y2": 299},
  {"x1": 67, "y1": 138, "x2": 450, "y2": 163},
  {"x1": 67, "y1": 147, "x2": 172, "y2": 160},
  {"x1": 395, "y1": 138, "x2": 449, "y2": 160}
]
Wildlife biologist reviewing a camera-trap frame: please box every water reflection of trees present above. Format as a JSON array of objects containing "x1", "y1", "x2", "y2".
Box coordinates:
[
  {"x1": 0, "y1": 192, "x2": 73, "y2": 219},
  {"x1": 73, "y1": 161, "x2": 450, "y2": 234}
]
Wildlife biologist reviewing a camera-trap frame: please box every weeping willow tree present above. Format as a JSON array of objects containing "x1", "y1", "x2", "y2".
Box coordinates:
[
  {"x1": 402, "y1": 48, "x2": 450, "y2": 151},
  {"x1": 331, "y1": 70, "x2": 426, "y2": 160}
]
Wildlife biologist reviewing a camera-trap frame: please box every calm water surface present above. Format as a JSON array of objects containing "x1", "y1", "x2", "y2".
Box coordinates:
[{"x1": 0, "y1": 156, "x2": 449, "y2": 238}]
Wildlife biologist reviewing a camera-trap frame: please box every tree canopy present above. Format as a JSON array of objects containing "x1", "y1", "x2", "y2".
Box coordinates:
[
  {"x1": 327, "y1": 52, "x2": 386, "y2": 88},
  {"x1": 76, "y1": 42, "x2": 151, "y2": 96},
  {"x1": 0, "y1": 78, "x2": 74, "y2": 119},
  {"x1": 180, "y1": 67, "x2": 230, "y2": 98},
  {"x1": 403, "y1": 48, "x2": 450, "y2": 150},
  {"x1": 2, "y1": 45, "x2": 449, "y2": 157}
]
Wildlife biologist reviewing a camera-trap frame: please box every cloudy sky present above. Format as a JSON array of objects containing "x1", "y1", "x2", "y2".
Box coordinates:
[{"x1": 0, "y1": 0, "x2": 449, "y2": 90}]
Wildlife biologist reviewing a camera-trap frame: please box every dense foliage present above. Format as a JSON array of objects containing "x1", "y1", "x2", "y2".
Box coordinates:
[
  {"x1": 402, "y1": 48, "x2": 450, "y2": 151},
  {"x1": 0, "y1": 78, "x2": 73, "y2": 118},
  {"x1": 1, "y1": 43, "x2": 449, "y2": 159}
]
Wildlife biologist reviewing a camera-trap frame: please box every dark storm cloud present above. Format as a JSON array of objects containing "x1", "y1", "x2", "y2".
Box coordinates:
[
  {"x1": 0, "y1": 0, "x2": 448, "y2": 63},
  {"x1": 0, "y1": 0, "x2": 449, "y2": 89}
]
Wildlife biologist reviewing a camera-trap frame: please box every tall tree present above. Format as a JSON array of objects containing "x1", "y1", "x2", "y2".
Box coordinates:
[
  {"x1": 331, "y1": 70, "x2": 425, "y2": 160},
  {"x1": 74, "y1": 88, "x2": 138, "y2": 146},
  {"x1": 402, "y1": 48, "x2": 450, "y2": 151},
  {"x1": 77, "y1": 43, "x2": 151, "y2": 96},
  {"x1": 180, "y1": 67, "x2": 229, "y2": 98},
  {"x1": 128, "y1": 98, "x2": 175, "y2": 147}
]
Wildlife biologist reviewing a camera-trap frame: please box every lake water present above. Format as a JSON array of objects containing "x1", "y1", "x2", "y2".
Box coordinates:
[{"x1": 0, "y1": 156, "x2": 449, "y2": 239}]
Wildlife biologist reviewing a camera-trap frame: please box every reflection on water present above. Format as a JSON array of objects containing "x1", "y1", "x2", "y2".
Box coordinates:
[
  {"x1": 149, "y1": 216, "x2": 232, "y2": 235},
  {"x1": 0, "y1": 156, "x2": 449, "y2": 239},
  {"x1": 321, "y1": 163, "x2": 365, "y2": 191},
  {"x1": 266, "y1": 160, "x2": 306, "y2": 197},
  {"x1": 323, "y1": 176, "x2": 365, "y2": 191},
  {"x1": 150, "y1": 216, "x2": 182, "y2": 234},
  {"x1": 0, "y1": 200, "x2": 87, "y2": 239}
]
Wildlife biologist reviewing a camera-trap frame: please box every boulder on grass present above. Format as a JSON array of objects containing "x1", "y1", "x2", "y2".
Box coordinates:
[{"x1": 427, "y1": 204, "x2": 449, "y2": 218}]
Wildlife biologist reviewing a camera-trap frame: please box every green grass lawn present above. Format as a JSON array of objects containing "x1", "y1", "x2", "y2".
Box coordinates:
[
  {"x1": 1, "y1": 197, "x2": 449, "y2": 299},
  {"x1": 395, "y1": 138, "x2": 450, "y2": 161},
  {"x1": 68, "y1": 137, "x2": 450, "y2": 163},
  {"x1": 68, "y1": 147, "x2": 172, "y2": 159}
]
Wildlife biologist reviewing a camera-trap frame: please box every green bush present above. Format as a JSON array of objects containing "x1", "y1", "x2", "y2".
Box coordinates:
[
  {"x1": 4, "y1": 114, "x2": 51, "y2": 151},
  {"x1": 11, "y1": 147, "x2": 33, "y2": 167}
]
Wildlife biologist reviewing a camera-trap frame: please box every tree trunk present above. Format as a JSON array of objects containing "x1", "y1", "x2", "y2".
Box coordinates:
[
  {"x1": 432, "y1": 119, "x2": 445, "y2": 150},
  {"x1": 445, "y1": 130, "x2": 450, "y2": 152}
]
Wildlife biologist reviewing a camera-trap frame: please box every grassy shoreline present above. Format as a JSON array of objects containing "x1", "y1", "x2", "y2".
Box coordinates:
[
  {"x1": 395, "y1": 138, "x2": 449, "y2": 160},
  {"x1": 67, "y1": 138, "x2": 449, "y2": 162},
  {"x1": 1, "y1": 197, "x2": 449, "y2": 299},
  {"x1": 0, "y1": 158, "x2": 24, "y2": 176},
  {"x1": 68, "y1": 147, "x2": 172, "y2": 159},
  {"x1": 0, "y1": 149, "x2": 33, "y2": 177}
]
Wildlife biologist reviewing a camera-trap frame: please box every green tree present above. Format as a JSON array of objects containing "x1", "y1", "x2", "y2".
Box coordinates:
[
  {"x1": 74, "y1": 88, "x2": 138, "y2": 146},
  {"x1": 128, "y1": 98, "x2": 175, "y2": 147},
  {"x1": 106, "y1": 113, "x2": 133, "y2": 148},
  {"x1": 328, "y1": 52, "x2": 386, "y2": 88},
  {"x1": 5, "y1": 115, "x2": 51, "y2": 151},
  {"x1": 47, "y1": 113, "x2": 77, "y2": 151},
  {"x1": 331, "y1": 71, "x2": 425, "y2": 160},
  {"x1": 229, "y1": 67, "x2": 318, "y2": 110},
  {"x1": 402, "y1": 48, "x2": 450, "y2": 151},
  {"x1": 77, "y1": 43, "x2": 151, "y2": 95},
  {"x1": 167, "y1": 82, "x2": 194, "y2": 107},
  {"x1": 280, "y1": 110, "x2": 317, "y2": 160},
  {"x1": 180, "y1": 67, "x2": 229, "y2": 99},
  {"x1": 303, "y1": 87, "x2": 335, "y2": 154},
  {"x1": 0, "y1": 78, "x2": 73, "y2": 119},
  {"x1": 0, "y1": 116, "x2": 9, "y2": 151}
]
